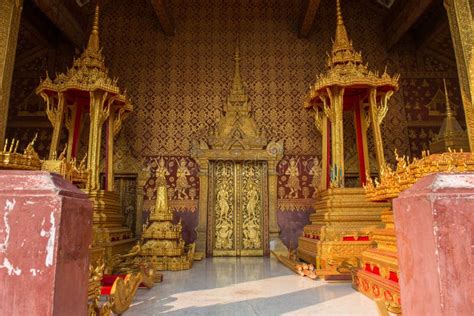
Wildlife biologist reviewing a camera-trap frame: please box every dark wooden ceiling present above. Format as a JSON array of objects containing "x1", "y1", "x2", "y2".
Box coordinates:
[{"x1": 27, "y1": 0, "x2": 454, "y2": 63}]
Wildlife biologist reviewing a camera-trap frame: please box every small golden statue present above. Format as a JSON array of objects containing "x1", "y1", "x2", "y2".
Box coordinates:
[{"x1": 153, "y1": 157, "x2": 169, "y2": 187}]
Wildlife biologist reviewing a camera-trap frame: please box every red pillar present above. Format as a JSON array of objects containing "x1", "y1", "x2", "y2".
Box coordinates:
[
  {"x1": 393, "y1": 173, "x2": 474, "y2": 316},
  {"x1": 0, "y1": 171, "x2": 92, "y2": 315}
]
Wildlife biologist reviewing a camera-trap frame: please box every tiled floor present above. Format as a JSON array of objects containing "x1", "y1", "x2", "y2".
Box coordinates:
[{"x1": 127, "y1": 257, "x2": 378, "y2": 315}]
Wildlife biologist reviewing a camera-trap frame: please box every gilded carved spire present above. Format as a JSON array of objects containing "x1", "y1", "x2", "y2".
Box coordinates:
[
  {"x1": 437, "y1": 78, "x2": 464, "y2": 137},
  {"x1": 328, "y1": 0, "x2": 363, "y2": 67},
  {"x1": 430, "y1": 79, "x2": 469, "y2": 152},
  {"x1": 333, "y1": 0, "x2": 350, "y2": 53},
  {"x1": 208, "y1": 44, "x2": 266, "y2": 150},
  {"x1": 228, "y1": 43, "x2": 248, "y2": 104},
  {"x1": 87, "y1": 3, "x2": 100, "y2": 52},
  {"x1": 443, "y1": 78, "x2": 453, "y2": 118}
]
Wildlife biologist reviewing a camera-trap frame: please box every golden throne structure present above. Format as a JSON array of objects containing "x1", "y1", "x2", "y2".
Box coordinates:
[
  {"x1": 36, "y1": 4, "x2": 135, "y2": 261},
  {"x1": 297, "y1": 0, "x2": 399, "y2": 277}
]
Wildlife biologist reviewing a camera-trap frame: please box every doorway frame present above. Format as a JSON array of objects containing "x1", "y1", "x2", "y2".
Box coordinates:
[{"x1": 192, "y1": 145, "x2": 283, "y2": 257}]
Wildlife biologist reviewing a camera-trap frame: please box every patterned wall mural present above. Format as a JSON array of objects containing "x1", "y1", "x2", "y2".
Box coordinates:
[
  {"x1": 276, "y1": 155, "x2": 320, "y2": 248},
  {"x1": 101, "y1": 0, "x2": 412, "y2": 160}
]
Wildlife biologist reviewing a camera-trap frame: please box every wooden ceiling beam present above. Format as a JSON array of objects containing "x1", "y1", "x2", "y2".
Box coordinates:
[
  {"x1": 414, "y1": 3, "x2": 448, "y2": 50},
  {"x1": 22, "y1": 2, "x2": 59, "y2": 48},
  {"x1": 298, "y1": 0, "x2": 321, "y2": 38},
  {"x1": 32, "y1": 0, "x2": 85, "y2": 48},
  {"x1": 385, "y1": 0, "x2": 434, "y2": 51},
  {"x1": 151, "y1": 0, "x2": 175, "y2": 36}
]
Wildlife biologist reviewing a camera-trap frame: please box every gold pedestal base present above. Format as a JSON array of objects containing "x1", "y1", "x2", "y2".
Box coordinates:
[
  {"x1": 354, "y1": 209, "x2": 401, "y2": 314},
  {"x1": 86, "y1": 189, "x2": 136, "y2": 262},
  {"x1": 297, "y1": 188, "x2": 389, "y2": 276}
]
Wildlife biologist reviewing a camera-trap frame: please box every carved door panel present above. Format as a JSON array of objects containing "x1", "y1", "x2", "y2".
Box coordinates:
[{"x1": 208, "y1": 161, "x2": 268, "y2": 256}]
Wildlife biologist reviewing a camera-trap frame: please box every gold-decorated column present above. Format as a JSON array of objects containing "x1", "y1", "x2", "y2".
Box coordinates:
[
  {"x1": 106, "y1": 106, "x2": 116, "y2": 191},
  {"x1": 0, "y1": 0, "x2": 23, "y2": 145},
  {"x1": 196, "y1": 159, "x2": 209, "y2": 253},
  {"x1": 87, "y1": 90, "x2": 110, "y2": 191},
  {"x1": 444, "y1": 0, "x2": 474, "y2": 151},
  {"x1": 328, "y1": 86, "x2": 345, "y2": 186},
  {"x1": 267, "y1": 159, "x2": 280, "y2": 239}
]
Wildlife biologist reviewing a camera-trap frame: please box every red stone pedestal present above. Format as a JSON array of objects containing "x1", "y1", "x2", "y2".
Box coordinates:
[
  {"x1": 393, "y1": 173, "x2": 474, "y2": 316},
  {"x1": 0, "y1": 171, "x2": 92, "y2": 315}
]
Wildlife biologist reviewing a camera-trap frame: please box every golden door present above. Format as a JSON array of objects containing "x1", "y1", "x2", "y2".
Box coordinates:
[{"x1": 208, "y1": 161, "x2": 268, "y2": 256}]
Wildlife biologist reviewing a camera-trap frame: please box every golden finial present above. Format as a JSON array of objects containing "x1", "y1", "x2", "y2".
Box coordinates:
[
  {"x1": 228, "y1": 41, "x2": 247, "y2": 102},
  {"x1": 331, "y1": 0, "x2": 358, "y2": 65},
  {"x1": 13, "y1": 139, "x2": 19, "y2": 153},
  {"x1": 336, "y1": 0, "x2": 343, "y2": 25},
  {"x1": 234, "y1": 39, "x2": 241, "y2": 63},
  {"x1": 8, "y1": 139, "x2": 15, "y2": 153},
  {"x1": 92, "y1": 2, "x2": 100, "y2": 34},
  {"x1": 443, "y1": 78, "x2": 453, "y2": 118},
  {"x1": 87, "y1": 2, "x2": 100, "y2": 52}
]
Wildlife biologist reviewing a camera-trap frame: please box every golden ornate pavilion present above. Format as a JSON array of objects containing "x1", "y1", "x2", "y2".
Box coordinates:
[
  {"x1": 297, "y1": 0, "x2": 397, "y2": 277},
  {"x1": 36, "y1": 4, "x2": 135, "y2": 260}
]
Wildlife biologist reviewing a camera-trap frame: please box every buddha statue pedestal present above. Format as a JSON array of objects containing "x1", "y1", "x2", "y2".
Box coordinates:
[
  {"x1": 298, "y1": 0, "x2": 398, "y2": 279},
  {"x1": 86, "y1": 190, "x2": 136, "y2": 260},
  {"x1": 297, "y1": 188, "x2": 389, "y2": 279}
]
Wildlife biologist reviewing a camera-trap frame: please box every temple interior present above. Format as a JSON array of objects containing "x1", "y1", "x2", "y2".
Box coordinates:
[{"x1": 0, "y1": 0, "x2": 472, "y2": 315}]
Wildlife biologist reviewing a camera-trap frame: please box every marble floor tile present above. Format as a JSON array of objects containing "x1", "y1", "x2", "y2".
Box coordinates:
[{"x1": 127, "y1": 257, "x2": 378, "y2": 316}]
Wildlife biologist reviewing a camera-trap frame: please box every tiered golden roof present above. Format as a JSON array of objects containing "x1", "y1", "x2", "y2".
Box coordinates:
[
  {"x1": 305, "y1": 0, "x2": 399, "y2": 106},
  {"x1": 36, "y1": 5, "x2": 129, "y2": 100},
  {"x1": 365, "y1": 149, "x2": 474, "y2": 201},
  {"x1": 206, "y1": 45, "x2": 267, "y2": 150},
  {"x1": 0, "y1": 135, "x2": 41, "y2": 170}
]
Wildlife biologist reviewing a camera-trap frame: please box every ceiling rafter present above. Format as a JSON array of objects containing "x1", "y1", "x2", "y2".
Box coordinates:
[
  {"x1": 385, "y1": 0, "x2": 435, "y2": 50},
  {"x1": 33, "y1": 0, "x2": 86, "y2": 48},
  {"x1": 151, "y1": 0, "x2": 175, "y2": 36},
  {"x1": 298, "y1": 0, "x2": 322, "y2": 38}
]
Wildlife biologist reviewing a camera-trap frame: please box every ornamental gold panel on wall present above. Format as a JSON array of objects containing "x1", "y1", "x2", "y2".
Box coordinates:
[{"x1": 208, "y1": 161, "x2": 268, "y2": 257}]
